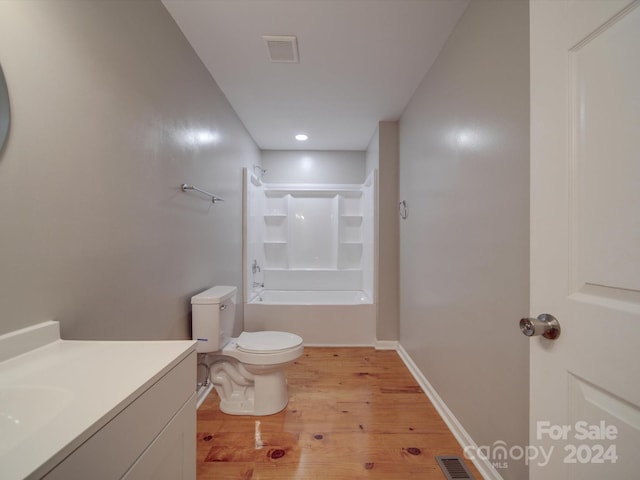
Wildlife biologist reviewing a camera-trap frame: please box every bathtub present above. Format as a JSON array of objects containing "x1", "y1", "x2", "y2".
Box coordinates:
[
  {"x1": 244, "y1": 290, "x2": 375, "y2": 346},
  {"x1": 250, "y1": 290, "x2": 371, "y2": 305}
]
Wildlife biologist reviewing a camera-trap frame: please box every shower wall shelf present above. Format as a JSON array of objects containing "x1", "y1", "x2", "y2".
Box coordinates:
[
  {"x1": 264, "y1": 185, "x2": 362, "y2": 196},
  {"x1": 258, "y1": 190, "x2": 366, "y2": 271}
]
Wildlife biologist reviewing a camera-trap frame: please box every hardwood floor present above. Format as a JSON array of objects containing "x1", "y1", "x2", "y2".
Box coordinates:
[{"x1": 196, "y1": 347, "x2": 481, "y2": 479}]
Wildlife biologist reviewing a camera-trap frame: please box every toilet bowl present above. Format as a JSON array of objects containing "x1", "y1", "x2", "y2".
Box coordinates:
[{"x1": 191, "y1": 286, "x2": 303, "y2": 415}]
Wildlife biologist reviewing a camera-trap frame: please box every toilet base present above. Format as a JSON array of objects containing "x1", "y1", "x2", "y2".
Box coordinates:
[{"x1": 209, "y1": 357, "x2": 290, "y2": 416}]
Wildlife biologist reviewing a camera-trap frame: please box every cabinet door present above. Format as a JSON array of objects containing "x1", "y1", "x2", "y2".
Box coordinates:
[{"x1": 123, "y1": 394, "x2": 196, "y2": 480}]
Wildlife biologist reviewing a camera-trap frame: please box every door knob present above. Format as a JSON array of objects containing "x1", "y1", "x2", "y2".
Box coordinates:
[{"x1": 520, "y1": 313, "x2": 561, "y2": 340}]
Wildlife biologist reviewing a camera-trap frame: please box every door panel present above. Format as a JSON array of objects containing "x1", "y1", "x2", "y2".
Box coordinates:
[
  {"x1": 571, "y1": 3, "x2": 640, "y2": 293},
  {"x1": 567, "y1": 374, "x2": 640, "y2": 479}
]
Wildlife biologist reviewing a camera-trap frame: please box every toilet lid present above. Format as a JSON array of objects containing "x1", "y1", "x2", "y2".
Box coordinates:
[{"x1": 236, "y1": 331, "x2": 303, "y2": 353}]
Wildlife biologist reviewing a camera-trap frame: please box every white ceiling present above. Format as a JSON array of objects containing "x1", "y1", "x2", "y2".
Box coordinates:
[{"x1": 162, "y1": 0, "x2": 469, "y2": 151}]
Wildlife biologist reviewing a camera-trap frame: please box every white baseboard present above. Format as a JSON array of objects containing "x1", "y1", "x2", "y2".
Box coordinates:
[
  {"x1": 303, "y1": 341, "x2": 398, "y2": 350},
  {"x1": 374, "y1": 340, "x2": 399, "y2": 350},
  {"x1": 196, "y1": 383, "x2": 214, "y2": 409},
  {"x1": 395, "y1": 344, "x2": 503, "y2": 480}
]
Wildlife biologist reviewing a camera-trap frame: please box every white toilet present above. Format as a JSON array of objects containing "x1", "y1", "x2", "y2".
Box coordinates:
[{"x1": 191, "y1": 285, "x2": 303, "y2": 416}]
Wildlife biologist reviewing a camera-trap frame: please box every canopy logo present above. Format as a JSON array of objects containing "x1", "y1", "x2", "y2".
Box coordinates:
[{"x1": 464, "y1": 420, "x2": 619, "y2": 470}]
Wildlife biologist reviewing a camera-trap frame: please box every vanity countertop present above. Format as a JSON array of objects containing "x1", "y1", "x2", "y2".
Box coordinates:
[{"x1": 0, "y1": 321, "x2": 196, "y2": 480}]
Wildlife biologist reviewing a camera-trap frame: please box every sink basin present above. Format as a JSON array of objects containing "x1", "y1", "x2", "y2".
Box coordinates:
[{"x1": 0, "y1": 386, "x2": 73, "y2": 455}]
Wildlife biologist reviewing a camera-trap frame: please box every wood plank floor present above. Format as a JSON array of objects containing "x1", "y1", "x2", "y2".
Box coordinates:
[{"x1": 196, "y1": 347, "x2": 481, "y2": 479}]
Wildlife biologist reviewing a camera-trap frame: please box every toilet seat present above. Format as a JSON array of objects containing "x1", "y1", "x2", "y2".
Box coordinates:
[
  {"x1": 237, "y1": 331, "x2": 303, "y2": 354},
  {"x1": 222, "y1": 331, "x2": 304, "y2": 367}
]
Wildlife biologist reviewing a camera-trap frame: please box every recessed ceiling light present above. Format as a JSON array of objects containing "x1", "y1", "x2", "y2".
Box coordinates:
[{"x1": 295, "y1": 134, "x2": 308, "y2": 141}]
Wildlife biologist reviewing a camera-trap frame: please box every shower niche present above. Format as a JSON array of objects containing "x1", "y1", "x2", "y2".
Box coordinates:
[{"x1": 245, "y1": 171, "x2": 374, "y2": 302}]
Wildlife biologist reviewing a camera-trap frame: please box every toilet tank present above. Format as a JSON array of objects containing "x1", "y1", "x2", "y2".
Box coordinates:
[{"x1": 191, "y1": 286, "x2": 237, "y2": 353}]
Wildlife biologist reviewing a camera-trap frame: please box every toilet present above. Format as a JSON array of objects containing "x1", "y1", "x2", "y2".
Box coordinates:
[{"x1": 191, "y1": 285, "x2": 303, "y2": 416}]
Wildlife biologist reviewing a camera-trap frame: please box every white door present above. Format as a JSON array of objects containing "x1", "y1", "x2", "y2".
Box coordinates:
[{"x1": 529, "y1": 0, "x2": 640, "y2": 479}]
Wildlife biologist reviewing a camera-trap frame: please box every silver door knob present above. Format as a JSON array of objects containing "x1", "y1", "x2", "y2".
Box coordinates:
[{"x1": 520, "y1": 313, "x2": 561, "y2": 340}]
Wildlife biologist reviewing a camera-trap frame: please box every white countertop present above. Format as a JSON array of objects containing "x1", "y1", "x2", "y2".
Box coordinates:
[{"x1": 0, "y1": 321, "x2": 196, "y2": 480}]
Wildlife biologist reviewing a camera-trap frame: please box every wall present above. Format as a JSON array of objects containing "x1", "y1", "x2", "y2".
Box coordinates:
[
  {"x1": 365, "y1": 128, "x2": 380, "y2": 178},
  {"x1": 366, "y1": 122, "x2": 399, "y2": 342},
  {"x1": 261, "y1": 150, "x2": 365, "y2": 184},
  {"x1": 0, "y1": 1, "x2": 259, "y2": 340},
  {"x1": 398, "y1": 1, "x2": 529, "y2": 479}
]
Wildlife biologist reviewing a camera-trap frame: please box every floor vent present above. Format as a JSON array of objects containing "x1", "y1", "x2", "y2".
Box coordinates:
[{"x1": 435, "y1": 455, "x2": 475, "y2": 480}]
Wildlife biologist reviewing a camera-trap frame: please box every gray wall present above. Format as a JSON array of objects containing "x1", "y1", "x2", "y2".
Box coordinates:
[
  {"x1": 398, "y1": 1, "x2": 529, "y2": 479},
  {"x1": 0, "y1": 1, "x2": 259, "y2": 340},
  {"x1": 366, "y1": 122, "x2": 399, "y2": 342},
  {"x1": 261, "y1": 150, "x2": 365, "y2": 184}
]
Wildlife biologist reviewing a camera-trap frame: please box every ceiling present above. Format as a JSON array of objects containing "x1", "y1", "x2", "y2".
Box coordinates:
[{"x1": 162, "y1": 0, "x2": 469, "y2": 151}]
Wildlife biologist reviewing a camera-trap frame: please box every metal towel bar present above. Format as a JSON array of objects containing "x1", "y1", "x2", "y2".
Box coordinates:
[{"x1": 181, "y1": 184, "x2": 224, "y2": 203}]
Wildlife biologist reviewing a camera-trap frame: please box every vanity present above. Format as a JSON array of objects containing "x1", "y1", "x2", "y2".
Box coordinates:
[{"x1": 0, "y1": 321, "x2": 196, "y2": 480}]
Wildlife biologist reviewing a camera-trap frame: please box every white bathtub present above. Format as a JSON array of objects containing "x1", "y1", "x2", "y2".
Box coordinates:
[
  {"x1": 244, "y1": 290, "x2": 375, "y2": 346},
  {"x1": 249, "y1": 290, "x2": 371, "y2": 305}
]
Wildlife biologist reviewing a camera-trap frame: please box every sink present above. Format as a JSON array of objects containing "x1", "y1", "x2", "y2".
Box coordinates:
[{"x1": 0, "y1": 386, "x2": 73, "y2": 455}]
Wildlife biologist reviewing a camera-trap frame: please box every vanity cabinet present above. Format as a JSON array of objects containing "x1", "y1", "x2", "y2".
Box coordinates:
[{"x1": 42, "y1": 352, "x2": 196, "y2": 480}]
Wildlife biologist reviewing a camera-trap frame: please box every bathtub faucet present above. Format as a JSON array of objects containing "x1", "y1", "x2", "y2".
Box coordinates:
[
  {"x1": 252, "y1": 259, "x2": 261, "y2": 274},
  {"x1": 253, "y1": 282, "x2": 264, "y2": 288}
]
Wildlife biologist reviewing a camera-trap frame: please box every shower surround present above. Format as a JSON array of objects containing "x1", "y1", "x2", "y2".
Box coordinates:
[{"x1": 244, "y1": 169, "x2": 376, "y2": 345}]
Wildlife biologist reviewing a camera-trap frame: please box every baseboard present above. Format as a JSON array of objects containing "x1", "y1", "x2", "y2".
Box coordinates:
[
  {"x1": 303, "y1": 341, "x2": 399, "y2": 350},
  {"x1": 303, "y1": 340, "x2": 398, "y2": 351},
  {"x1": 374, "y1": 340, "x2": 398, "y2": 350},
  {"x1": 196, "y1": 383, "x2": 214, "y2": 409},
  {"x1": 395, "y1": 344, "x2": 503, "y2": 480}
]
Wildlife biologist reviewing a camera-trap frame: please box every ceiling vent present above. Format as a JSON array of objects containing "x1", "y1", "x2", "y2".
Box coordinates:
[{"x1": 263, "y1": 35, "x2": 299, "y2": 63}]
